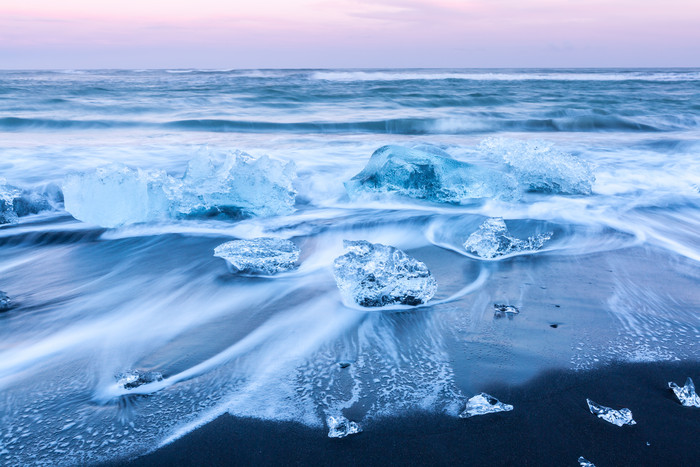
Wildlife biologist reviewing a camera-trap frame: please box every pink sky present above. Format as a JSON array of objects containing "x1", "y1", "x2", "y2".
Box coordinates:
[{"x1": 1, "y1": 0, "x2": 699, "y2": 68}]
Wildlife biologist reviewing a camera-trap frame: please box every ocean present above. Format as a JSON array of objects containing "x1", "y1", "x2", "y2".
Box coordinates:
[{"x1": 0, "y1": 69, "x2": 698, "y2": 465}]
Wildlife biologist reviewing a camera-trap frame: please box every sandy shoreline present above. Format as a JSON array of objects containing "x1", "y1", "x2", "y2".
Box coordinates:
[{"x1": 120, "y1": 360, "x2": 699, "y2": 466}]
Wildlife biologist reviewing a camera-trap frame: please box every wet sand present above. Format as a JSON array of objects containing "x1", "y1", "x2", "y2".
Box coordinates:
[{"x1": 124, "y1": 360, "x2": 699, "y2": 466}]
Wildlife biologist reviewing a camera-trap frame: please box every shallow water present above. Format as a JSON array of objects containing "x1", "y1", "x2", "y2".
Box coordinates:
[{"x1": 0, "y1": 69, "x2": 699, "y2": 464}]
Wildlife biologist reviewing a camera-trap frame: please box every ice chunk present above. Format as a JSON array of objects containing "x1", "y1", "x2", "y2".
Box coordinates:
[
  {"x1": 213, "y1": 238, "x2": 300, "y2": 275},
  {"x1": 326, "y1": 415, "x2": 362, "y2": 438},
  {"x1": 333, "y1": 240, "x2": 437, "y2": 307},
  {"x1": 459, "y1": 393, "x2": 514, "y2": 418},
  {"x1": 578, "y1": 456, "x2": 596, "y2": 467},
  {"x1": 172, "y1": 152, "x2": 296, "y2": 218},
  {"x1": 464, "y1": 217, "x2": 551, "y2": 259},
  {"x1": 63, "y1": 152, "x2": 296, "y2": 228},
  {"x1": 479, "y1": 137, "x2": 595, "y2": 195},
  {"x1": 586, "y1": 399, "x2": 636, "y2": 426},
  {"x1": 115, "y1": 370, "x2": 164, "y2": 390},
  {"x1": 63, "y1": 165, "x2": 171, "y2": 228},
  {"x1": 345, "y1": 145, "x2": 519, "y2": 204},
  {"x1": 494, "y1": 304, "x2": 519, "y2": 318},
  {"x1": 668, "y1": 377, "x2": 700, "y2": 407},
  {"x1": 1, "y1": 180, "x2": 57, "y2": 224},
  {"x1": 0, "y1": 291, "x2": 11, "y2": 311}
]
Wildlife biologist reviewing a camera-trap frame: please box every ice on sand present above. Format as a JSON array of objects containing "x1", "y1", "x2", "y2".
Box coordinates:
[
  {"x1": 326, "y1": 415, "x2": 362, "y2": 438},
  {"x1": 464, "y1": 217, "x2": 551, "y2": 259},
  {"x1": 668, "y1": 377, "x2": 700, "y2": 407},
  {"x1": 214, "y1": 238, "x2": 300, "y2": 275},
  {"x1": 116, "y1": 370, "x2": 164, "y2": 390},
  {"x1": 586, "y1": 399, "x2": 636, "y2": 426},
  {"x1": 333, "y1": 240, "x2": 437, "y2": 307},
  {"x1": 459, "y1": 393, "x2": 514, "y2": 418}
]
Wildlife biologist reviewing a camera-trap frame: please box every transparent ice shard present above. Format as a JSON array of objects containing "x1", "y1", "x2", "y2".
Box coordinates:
[
  {"x1": 345, "y1": 145, "x2": 519, "y2": 204},
  {"x1": 668, "y1": 377, "x2": 700, "y2": 407},
  {"x1": 0, "y1": 291, "x2": 11, "y2": 311},
  {"x1": 115, "y1": 370, "x2": 164, "y2": 390},
  {"x1": 578, "y1": 456, "x2": 596, "y2": 467},
  {"x1": 63, "y1": 152, "x2": 296, "y2": 228},
  {"x1": 459, "y1": 393, "x2": 514, "y2": 418},
  {"x1": 326, "y1": 415, "x2": 362, "y2": 438},
  {"x1": 494, "y1": 304, "x2": 520, "y2": 319},
  {"x1": 213, "y1": 238, "x2": 300, "y2": 275},
  {"x1": 479, "y1": 137, "x2": 595, "y2": 195},
  {"x1": 464, "y1": 217, "x2": 551, "y2": 259},
  {"x1": 586, "y1": 399, "x2": 636, "y2": 426},
  {"x1": 332, "y1": 240, "x2": 437, "y2": 307}
]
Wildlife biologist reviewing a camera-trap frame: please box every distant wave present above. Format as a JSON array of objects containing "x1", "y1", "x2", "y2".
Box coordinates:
[
  {"x1": 1, "y1": 116, "x2": 683, "y2": 134},
  {"x1": 311, "y1": 70, "x2": 700, "y2": 82}
]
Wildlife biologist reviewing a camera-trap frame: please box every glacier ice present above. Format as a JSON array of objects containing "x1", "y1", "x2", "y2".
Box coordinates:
[
  {"x1": 459, "y1": 393, "x2": 514, "y2": 418},
  {"x1": 213, "y1": 238, "x2": 300, "y2": 275},
  {"x1": 1, "y1": 180, "x2": 58, "y2": 225},
  {"x1": 668, "y1": 377, "x2": 700, "y2": 407},
  {"x1": 494, "y1": 304, "x2": 520, "y2": 318},
  {"x1": 479, "y1": 137, "x2": 595, "y2": 195},
  {"x1": 578, "y1": 456, "x2": 596, "y2": 467},
  {"x1": 62, "y1": 152, "x2": 296, "y2": 228},
  {"x1": 326, "y1": 415, "x2": 362, "y2": 438},
  {"x1": 0, "y1": 291, "x2": 11, "y2": 311},
  {"x1": 586, "y1": 399, "x2": 636, "y2": 426},
  {"x1": 464, "y1": 218, "x2": 552, "y2": 259},
  {"x1": 63, "y1": 165, "x2": 171, "y2": 228},
  {"x1": 345, "y1": 145, "x2": 519, "y2": 204},
  {"x1": 116, "y1": 370, "x2": 163, "y2": 390},
  {"x1": 172, "y1": 152, "x2": 296, "y2": 218},
  {"x1": 332, "y1": 240, "x2": 437, "y2": 307}
]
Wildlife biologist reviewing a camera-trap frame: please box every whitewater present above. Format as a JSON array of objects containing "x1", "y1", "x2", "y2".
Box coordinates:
[{"x1": 0, "y1": 69, "x2": 699, "y2": 464}]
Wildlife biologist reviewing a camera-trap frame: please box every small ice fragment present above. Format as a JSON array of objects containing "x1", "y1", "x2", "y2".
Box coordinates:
[
  {"x1": 464, "y1": 218, "x2": 551, "y2": 259},
  {"x1": 345, "y1": 145, "x2": 520, "y2": 203},
  {"x1": 332, "y1": 240, "x2": 437, "y2": 307},
  {"x1": 668, "y1": 377, "x2": 700, "y2": 407},
  {"x1": 578, "y1": 456, "x2": 596, "y2": 467},
  {"x1": 459, "y1": 393, "x2": 514, "y2": 418},
  {"x1": 494, "y1": 304, "x2": 519, "y2": 319},
  {"x1": 326, "y1": 415, "x2": 361, "y2": 438},
  {"x1": 115, "y1": 370, "x2": 164, "y2": 390},
  {"x1": 0, "y1": 291, "x2": 11, "y2": 311},
  {"x1": 213, "y1": 238, "x2": 300, "y2": 275},
  {"x1": 1, "y1": 180, "x2": 57, "y2": 224},
  {"x1": 586, "y1": 399, "x2": 636, "y2": 426}
]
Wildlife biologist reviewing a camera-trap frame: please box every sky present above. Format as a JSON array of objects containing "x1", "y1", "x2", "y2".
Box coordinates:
[{"x1": 1, "y1": 0, "x2": 699, "y2": 69}]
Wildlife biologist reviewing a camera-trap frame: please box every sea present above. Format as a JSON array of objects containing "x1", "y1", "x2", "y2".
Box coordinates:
[{"x1": 0, "y1": 69, "x2": 698, "y2": 465}]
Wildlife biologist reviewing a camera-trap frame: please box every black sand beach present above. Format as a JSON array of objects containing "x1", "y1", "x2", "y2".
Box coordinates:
[{"x1": 125, "y1": 361, "x2": 700, "y2": 466}]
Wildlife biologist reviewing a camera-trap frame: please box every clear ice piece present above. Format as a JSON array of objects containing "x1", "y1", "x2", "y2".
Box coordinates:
[
  {"x1": 0, "y1": 291, "x2": 11, "y2": 311},
  {"x1": 459, "y1": 393, "x2": 514, "y2": 418},
  {"x1": 115, "y1": 370, "x2": 164, "y2": 390},
  {"x1": 578, "y1": 456, "x2": 596, "y2": 467},
  {"x1": 63, "y1": 152, "x2": 296, "y2": 227},
  {"x1": 586, "y1": 399, "x2": 636, "y2": 426},
  {"x1": 668, "y1": 377, "x2": 700, "y2": 407},
  {"x1": 479, "y1": 137, "x2": 595, "y2": 195},
  {"x1": 326, "y1": 415, "x2": 362, "y2": 438},
  {"x1": 464, "y1": 217, "x2": 551, "y2": 259},
  {"x1": 332, "y1": 240, "x2": 437, "y2": 307},
  {"x1": 1, "y1": 179, "x2": 57, "y2": 225},
  {"x1": 494, "y1": 304, "x2": 519, "y2": 318},
  {"x1": 213, "y1": 238, "x2": 300, "y2": 275},
  {"x1": 345, "y1": 145, "x2": 519, "y2": 204}
]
